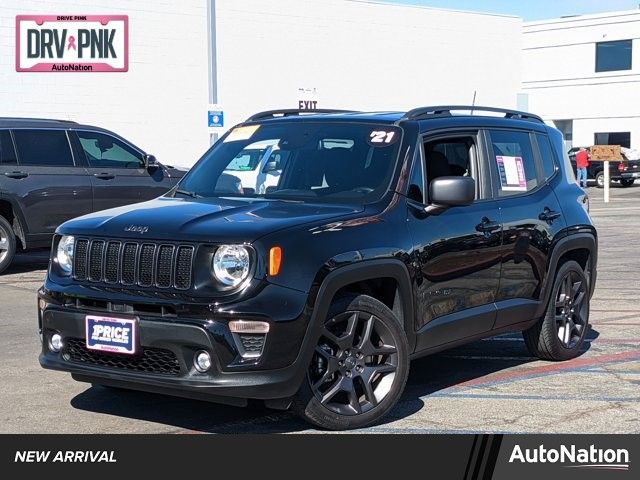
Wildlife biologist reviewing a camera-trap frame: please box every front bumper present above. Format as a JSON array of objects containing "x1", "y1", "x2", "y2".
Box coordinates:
[{"x1": 38, "y1": 284, "x2": 317, "y2": 403}]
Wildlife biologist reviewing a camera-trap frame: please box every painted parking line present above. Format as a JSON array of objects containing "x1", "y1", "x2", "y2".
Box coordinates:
[
  {"x1": 428, "y1": 392, "x2": 639, "y2": 402},
  {"x1": 448, "y1": 349, "x2": 640, "y2": 391}
]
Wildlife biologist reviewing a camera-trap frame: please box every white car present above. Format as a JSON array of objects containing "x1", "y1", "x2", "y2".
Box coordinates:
[{"x1": 224, "y1": 140, "x2": 286, "y2": 194}]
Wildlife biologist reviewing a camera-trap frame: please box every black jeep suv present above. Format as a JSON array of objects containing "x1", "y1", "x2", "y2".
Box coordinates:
[
  {"x1": 0, "y1": 118, "x2": 185, "y2": 273},
  {"x1": 38, "y1": 106, "x2": 597, "y2": 430}
]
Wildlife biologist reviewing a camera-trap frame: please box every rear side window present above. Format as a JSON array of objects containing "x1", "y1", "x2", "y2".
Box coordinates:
[
  {"x1": 13, "y1": 130, "x2": 74, "y2": 166},
  {"x1": 489, "y1": 130, "x2": 538, "y2": 196},
  {"x1": 0, "y1": 131, "x2": 17, "y2": 165},
  {"x1": 535, "y1": 134, "x2": 557, "y2": 180}
]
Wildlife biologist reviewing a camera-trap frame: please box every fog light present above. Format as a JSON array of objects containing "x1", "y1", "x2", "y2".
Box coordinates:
[
  {"x1": 194, "y1": 351, "x2": 212, "y2": 372},
  {"x1": 49, "y1": 334, "x2": 63, "y2": 352}
]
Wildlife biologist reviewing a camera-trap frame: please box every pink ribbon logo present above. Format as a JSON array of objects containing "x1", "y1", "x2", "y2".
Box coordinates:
[{"x1": 67, "y1": 35, "x2": 77, "y2": 50}]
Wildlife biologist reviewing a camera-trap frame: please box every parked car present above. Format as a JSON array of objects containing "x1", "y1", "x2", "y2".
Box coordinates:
[
  {"x1": 38, "y1": 106, "x2": 597, "y2": 430},
  {"x1": 0, "y1": 118, "x2": 186, "y2": 273},
  {"x1": 223, "y1": 140, "x2": 286, "y2": 194},
  {"x1": 568, "y1": 146, "x2": 640, "y2": 187}
]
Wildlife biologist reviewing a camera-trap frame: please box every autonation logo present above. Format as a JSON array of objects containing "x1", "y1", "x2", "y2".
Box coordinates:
[{"x1": 509, "y1": 444, "x2": 630, "y2": 471}]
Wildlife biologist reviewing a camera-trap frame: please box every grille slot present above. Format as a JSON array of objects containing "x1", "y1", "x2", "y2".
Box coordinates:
[
  {"x1": 156, "y1": 245, "x2": 174, "y2": 288},
  {"x1": 121, "y1": 243, "x2": 138, "y2": 285},
  {"x1": 104, "y1": 242, "x2": 121, "y2": 283},
  {"x1": 175, "y1": 246, "x2": 194, "y2": 290},
  {"x1": 72, "y1": 239, "x2": 194, "y2": 290},
  {"x1": 74, "y1": 240, "x2": 89, "y2": 280},
  {"x1": 138, "y1": 244, "x2": 157, "y2": 287},
  {"x1": 88, "y1": 241, "x2": 105, "y2": 281},
  {"x1": 64, "y1": 338, "x2": 180, "y2": 376}
]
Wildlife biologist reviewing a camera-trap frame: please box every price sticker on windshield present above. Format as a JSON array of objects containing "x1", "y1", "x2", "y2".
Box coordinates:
[{"x1": 367, "y1": 130, "x2": 398, "y2": 147}]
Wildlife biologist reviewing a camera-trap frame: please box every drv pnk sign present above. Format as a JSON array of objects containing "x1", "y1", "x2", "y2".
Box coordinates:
[{"x1": 16, "y1": 15, "x2": 128, "y2": 72}]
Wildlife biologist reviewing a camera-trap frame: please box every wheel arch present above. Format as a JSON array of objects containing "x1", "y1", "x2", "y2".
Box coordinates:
[
  {"x1": 0, "y1": 195, "x2": 27, "y2": 249},
  {"x1": 309, "y1": 258, "x2": 416, "y2": 352}
]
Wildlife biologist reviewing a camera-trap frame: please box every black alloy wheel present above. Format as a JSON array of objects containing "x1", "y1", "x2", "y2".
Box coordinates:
[{"x1": 310, "y1": 310, "x2": 399, "y2": 415}]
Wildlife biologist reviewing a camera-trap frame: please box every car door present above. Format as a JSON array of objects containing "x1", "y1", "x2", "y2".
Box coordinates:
[
  {"x1": 486, "y1": 129, "x2": 566, "y2": 329},
  {"x1": 407, "y1": 130, "x2": 502, "y2": 351},
  {"x1": 71, "y1": 130, "x2": 171, "y2": 212},
  {"x1": 4, "y1": 129, "x2": 92, "y2": 238}
]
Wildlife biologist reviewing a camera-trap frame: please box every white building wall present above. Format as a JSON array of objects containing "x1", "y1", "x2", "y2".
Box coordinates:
[
  {"x1": 215, "y1": 0, "x2": 522, "y2": 131},
  {"x1": 522, "y1": 10, "x2": 640, "y2": 148},
  {"x1": 0, "y1": 0, "x2": 210, "y2": 167}
]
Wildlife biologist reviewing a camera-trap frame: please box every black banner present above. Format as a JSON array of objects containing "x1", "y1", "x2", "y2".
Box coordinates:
[{"x1": 0, "y1": 434, "x2": 636, "y2": 479}]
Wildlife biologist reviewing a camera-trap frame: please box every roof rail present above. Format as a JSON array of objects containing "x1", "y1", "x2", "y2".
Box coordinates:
[
  {"x1": 0, "y1": 117, "x2": 78, "y2": 124},
  {"x1": 246, "y1": 109, "x2": 358, "y2": 122},
  {"x1": 399, "y1": 105, "x2": 544, "y2": 123}
]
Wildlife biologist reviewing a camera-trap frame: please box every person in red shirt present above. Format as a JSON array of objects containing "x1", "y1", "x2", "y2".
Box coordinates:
[{"x1": 575, "y1": 147, "x2": 589, "y2": 188}]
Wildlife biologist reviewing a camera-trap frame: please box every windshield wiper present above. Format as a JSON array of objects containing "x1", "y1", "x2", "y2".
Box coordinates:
[{"x1": 174, "y1": 189, "x2": 200, "y2": 198}]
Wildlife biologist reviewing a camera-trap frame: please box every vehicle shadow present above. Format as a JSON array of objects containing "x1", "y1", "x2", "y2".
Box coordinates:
[
  {"x1": 70, "y1": 328, "x2": 599, "y2": 433},
  {"x1": 1, "y1": 249, "x2": 49, "y2": 275}
]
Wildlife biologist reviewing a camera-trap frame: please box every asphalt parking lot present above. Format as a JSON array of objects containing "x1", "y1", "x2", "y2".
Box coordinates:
[{"x1": 1, "y1": 184, "x2": 639, "y2": 434}]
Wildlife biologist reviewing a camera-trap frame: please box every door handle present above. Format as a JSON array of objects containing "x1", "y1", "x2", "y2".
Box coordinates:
[
  {"x1": 93, "y1": 173, "x2": 115, "y2": 180},
  {"x1": 4, "y1": 171, "x2": 29, "y2": 179},
  {"x1": 539, "y1": 207, "x2": 562, "y2": 224},
  {"x1": 476, "y1": 217, "x2": 502, "y2": 233}
]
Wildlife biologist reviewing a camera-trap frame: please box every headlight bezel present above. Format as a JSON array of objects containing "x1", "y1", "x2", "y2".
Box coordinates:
[
  {"x1": 211, "y1": 244, "x2": 253, "y2": 289},
  {"x1": 55, "y1": 235, "x2": 75, "y2": 275}
]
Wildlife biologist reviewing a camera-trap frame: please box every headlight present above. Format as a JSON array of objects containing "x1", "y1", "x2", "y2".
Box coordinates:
[
  {"x1": 56, "y1": 235, "x2": 75, "y2": 274},
  {"x1": 212, "y1": 245, "x2": 251, "y2": 287}
]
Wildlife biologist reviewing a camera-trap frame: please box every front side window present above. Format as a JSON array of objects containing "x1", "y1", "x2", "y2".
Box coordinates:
[
  {"x1": 423, "y1": 136, "x2": 478, "y2": 202},
  {"x1": 489, "y1": 130, "x2": 538, "y2": 196},
  {"x1": 77, "y1": 131, "x2": 144, "y2": 169},
  {"x1": 596, "y1": 40, "x2": 632, "y2": 72},
  {"x1": 177, "y1": 122, "x2": 402, "y2": 203},
  {"x1": 13, "y1": 130, "x2": 74, "y2": 167}
]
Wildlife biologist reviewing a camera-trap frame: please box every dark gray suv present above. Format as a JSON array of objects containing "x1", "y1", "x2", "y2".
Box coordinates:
[{"x1": 0, "y1": 118, "x2": 186, "y2": 273}]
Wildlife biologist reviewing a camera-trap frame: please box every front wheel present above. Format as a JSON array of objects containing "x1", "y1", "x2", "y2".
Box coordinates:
[
  {"x1": 595, "y1": 171, "x2": 605, "y2": 188},
  {"x1": 0, "y1": 216, "x2": 16, "y2": 275},
  {"x1": 293, "y1": 294, "x2": 409, "y2": 430},
  {"x1": 523, "y1": 260, "x2": 590, "y2": 361}
]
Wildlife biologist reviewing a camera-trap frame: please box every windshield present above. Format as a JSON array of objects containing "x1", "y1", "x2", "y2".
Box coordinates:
[{"x1": 177, "y1": 122, "x2": 402, "y2": 203}]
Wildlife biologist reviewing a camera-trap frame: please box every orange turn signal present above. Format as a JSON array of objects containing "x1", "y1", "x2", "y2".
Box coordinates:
[{"x1": 269, "y1": 246, "x2": 282, "y2": 276}]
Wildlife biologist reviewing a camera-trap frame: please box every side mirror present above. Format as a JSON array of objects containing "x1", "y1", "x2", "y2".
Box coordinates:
[
  {"x1": 144, "y1": 154, "x2": 158, "y2": 169},
  {"x1": 263, "y1": 161, "x2": 278, "y2": 173},
  {"x1": 427, "y1": 176, "x2": 475, "y2": 213}
]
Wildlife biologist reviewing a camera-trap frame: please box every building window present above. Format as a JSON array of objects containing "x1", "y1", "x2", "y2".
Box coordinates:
[
  {"x1": 595, "y1": 40, "x2": 632, "y2": 72},
  {"x1": 594, "y1": 132, "x2": 631, "y2": 148}
]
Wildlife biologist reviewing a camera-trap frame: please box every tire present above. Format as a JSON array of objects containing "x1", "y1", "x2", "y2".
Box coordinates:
[
  {"x1": 523, "y1": 260, "x2": 590, "y2": 361},
  {"x1": 0, "y1": 216, "x2": 16, "y2": 275},
  {"x1": 595, "y1": 171, "x2": 605, "y2": 188},
  {"x1": 292, "y1": 294, "x2": 409, "y2": 430},
  {"x1": 620, "y1": 178, "x2": 635, "y2": 187}
]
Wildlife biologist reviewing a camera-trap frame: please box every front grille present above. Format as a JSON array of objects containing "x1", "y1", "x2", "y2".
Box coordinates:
[
  {"x1": 73, "y1": 239, "x2": 194, "y2": 290},
  {"x1": 64, "y1": 338, "x2": 180, "y2": 376}
]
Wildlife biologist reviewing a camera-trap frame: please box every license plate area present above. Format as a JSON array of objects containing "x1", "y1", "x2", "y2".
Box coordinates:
[{"x1": 85, "y1": 315, "x2": 137, "y2": 355}]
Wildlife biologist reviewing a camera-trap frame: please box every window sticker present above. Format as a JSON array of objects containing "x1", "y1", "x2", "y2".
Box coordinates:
[
  {"x1": 496, "y1": 156, "x2": 527, "y2": 191},
  {"x1": 223, "y1": 125, "x2": 260, "y2": 143},
  {"x1": 367, "y1": 130, "x2": 398, "y2": 146}
]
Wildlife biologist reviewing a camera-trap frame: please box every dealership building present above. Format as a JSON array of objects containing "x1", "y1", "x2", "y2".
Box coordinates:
[{"x1": 0, "y1": 0, "x2": 638, "y2": 166}]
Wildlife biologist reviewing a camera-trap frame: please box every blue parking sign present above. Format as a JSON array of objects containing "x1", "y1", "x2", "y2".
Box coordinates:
[{"x1": 208, "y1": 110, "x2": 224, "y2": 127}]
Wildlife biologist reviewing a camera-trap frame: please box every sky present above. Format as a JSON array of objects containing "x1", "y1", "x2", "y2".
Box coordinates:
[{"x1": 386, "y1": 0, "x2": 640, "y2": 20}]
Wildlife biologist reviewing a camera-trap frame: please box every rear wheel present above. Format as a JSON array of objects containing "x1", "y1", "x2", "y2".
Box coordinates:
[
  {"x1": 523, "y1": 260, "x2": 590, "y2": 361},
  {"x1": 595, "y1": 171, "x2": 605, "y2": 188},
  {"x1": 620, "y1": 178, "x2": 635, "y2": 187},
  {"x1": 0, "y1": 216, "x2": 16, "y2": 275},
  {"x1": 293, "y1": 294, "x2": 409, "y2": 430}
]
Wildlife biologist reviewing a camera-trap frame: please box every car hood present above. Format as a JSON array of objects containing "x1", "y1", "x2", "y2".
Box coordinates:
[{"x1": 58, "y1": 197, "x2": 364, "y2": 243}]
